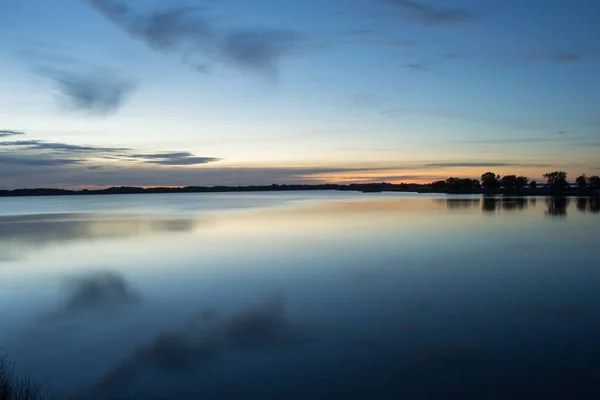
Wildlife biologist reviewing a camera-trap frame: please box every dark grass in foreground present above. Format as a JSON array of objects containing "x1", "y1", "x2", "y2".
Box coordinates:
[{"x1": 0, "y1": 357, "x2": 58, "y2": 400}]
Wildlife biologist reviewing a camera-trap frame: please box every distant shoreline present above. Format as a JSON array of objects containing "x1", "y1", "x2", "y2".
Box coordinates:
[{"x1": 0, "y1": 183, "x2": 598, "y2": 198}]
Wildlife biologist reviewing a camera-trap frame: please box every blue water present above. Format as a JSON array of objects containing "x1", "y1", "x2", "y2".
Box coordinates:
[{"x1": 0, "y1": 193, "x2": 599, "y2": 399}]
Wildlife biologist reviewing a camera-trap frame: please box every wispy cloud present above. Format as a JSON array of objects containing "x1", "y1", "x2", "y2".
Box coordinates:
[
  {"x1": 0, "y1": 132, "x2": 220, "y2": 171},
  {"x1": 35, "y1": 66, "x2": 135, "y2": 115},
  {"x1": 383, "y1": 0, "x2": 476, "y2": 26},
  {"x1": 425, "y1": 162, "x2": 535, "y2": 168},
  {"x1": 381, "y1": 109, "x2": 404, "y2": 118},
  {"x1": 405, "y1": 62, "x2": 429, "y2": 71},
  {"x1": 342, "y1": 38, "x2": 417, "y2": 50},
  {"x1": 85, "y1": 0, "x2": 307, "y2": 78},
  {"x1": 0, "y1": 140, "x2": 130, "y2": 153},
  {"x1": 130, "y1": 151, "x2": 221, "y2": 166},
  {"x1": 350, "y1": 93, "x2": 380, "y2": 108},
  {"x1": 0, "y1": 153, "x2": 82, "y2": 167},
  {"x1": 449, "y1": 137, "x2": 567, "y2": 144},
  {"x1": 24, "y1": 50, "x2": 135, "y2": 115},
  {"x1": 531, "y1": 51, "x2": 582, "y2": 64},
  {"x1": 219, "y1": 29, "x2": 304, "y2": 76},
  {"x1": 440, "y1": 53, "x2": 464, "y2": 59},
  {"x1": 348, "y1": 29, "x2": 376, "y2": 36},
  {"x1": 0, "y1": 130, "x2": 25, "y2": 137}
]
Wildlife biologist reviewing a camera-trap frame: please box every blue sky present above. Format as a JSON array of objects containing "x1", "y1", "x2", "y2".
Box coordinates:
[{"x1": 1, "y1": 0, "x2": 599, "y2": 188}]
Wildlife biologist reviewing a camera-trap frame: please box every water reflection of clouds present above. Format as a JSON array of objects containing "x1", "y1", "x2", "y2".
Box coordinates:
[
  {"x1": 74, "y1": 294, "x2": 311, "y2": 400},
  {"x1": 57, "y1": 271, "x2": 142, "y2": 317},
  {"x1": 0, "y1": 213, "x2": 201, "y2": 261}
]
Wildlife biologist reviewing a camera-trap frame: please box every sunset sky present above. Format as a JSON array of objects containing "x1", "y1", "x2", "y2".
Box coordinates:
[{"x1": 1, "y1": 0, "x2": 599, "y2": 188}]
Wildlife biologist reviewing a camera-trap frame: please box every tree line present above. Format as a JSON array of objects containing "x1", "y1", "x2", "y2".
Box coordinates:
[{"x1": 430, "y1": 171, "x2": 600, "y2": 195}]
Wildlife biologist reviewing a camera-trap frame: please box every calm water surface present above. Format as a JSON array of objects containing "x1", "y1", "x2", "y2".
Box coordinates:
[{"x1": 1, "y1": 192, "x2": 599, "y2": 399}]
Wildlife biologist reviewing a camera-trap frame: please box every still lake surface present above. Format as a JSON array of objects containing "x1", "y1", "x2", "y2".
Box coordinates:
[{"x1": 1, "y1": 192, "x2": 599, "y2": 399}]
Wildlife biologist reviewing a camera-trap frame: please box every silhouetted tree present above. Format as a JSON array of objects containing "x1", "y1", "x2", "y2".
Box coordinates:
[
  {"x1": 431, "y1": 180, "x2": 446, "y2": 190},
  {"x1": 543, "y1": 171, "x2": 569, "y2": 195},
  {"x1": 515, "y1": 176, "x2": 528, "y2": 189},
  {"x1": 529, "y1": 180, "x2": 537, "y2": 189},
  {"x1": 588, "y1": 175, "x2": 600, "y2": 191},
  {"x1": 543, "y1": 171, "x2": 569, "y2": 187},
  {"x1": 481, "y1": 172, "x2": 500, "y2": 192},
  {"x1": 576, "y1": 174, "x2": 588, "y2": 190},
  {"x1": 500, "y1": 175, "x2": 517, "y2": 189},
  {"x1": 445, "y1": 177, "x2": 479, "y2": 193}
]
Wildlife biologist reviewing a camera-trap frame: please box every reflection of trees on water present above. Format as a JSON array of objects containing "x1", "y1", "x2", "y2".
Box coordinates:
[
  {"x1": 574, "y1": 197, "x2": 600, "y2": 214},
  {"x1": 576, "y1": 198, "x2": 588, "y2": 213},
  {"x1": 481, "y1": 197, "x2": 528, "y2": 214},
  {"x1": 436, "y1": 199, "x2": 480, "y2": 209},
  {"x1": 545, "y1": 197, "x2": 569, "y2": 218}
]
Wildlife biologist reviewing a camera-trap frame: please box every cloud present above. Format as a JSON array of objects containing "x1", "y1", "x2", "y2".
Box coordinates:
[
  {"x1": 348, "y1": 29, "x2": 376, "y2": 35},
  {"x1": 424, "y1": 162, "x2": 526, "y2": 168},
  {"x1": 405, "y1": 62, "x2": 428, "y2": 71},
  {"x1": 0, "y1": 153, "x2": 82, "y2": 166},
  {"x1": 34, "y1": 65, "x2": 135, "y2": 115},
  {"x1": 0, "y1": 130, "x2": 25, "y2": 137},
  {"x1": 557, "y1": 131, "x2": 567, "y2": 135},
  {"x1": 382, "y1": 109, "x2": 404, "y2": 118},
  {"x1": 23, "y1": 49, "x2": 136, "y2": 115},
  {"x1": 449, "y1": 137, "x2": 566, "y2": 144},
  {"x1": 147, "y1": 157, "x2": 221, "y2": 166},
  {"x1": 0, "y1": 140, "x2": 130, "y2": 153},
  {"x1": 130, "y1": 152, "x2": 195, "y2": 160},
  {"x1": 532, "y1": 51, "x2": 582, "y2": 64},
  {"x1": 350, "y1": 93, "x2": 380, "y2": 108},
  {"x1": 219, "y1": 29, "x2": 304, "y2": 77},
  {"x1": 87, "y1": 1, "x2": 213, "y2": 52},
  {"x1": 440, "y1": 53, "x2": 464, "y2": 59},
  {"x1": 86, "y1": 0, "x2": 306, "y2": 77},
  {"x1": 0, "y1": 161, "x2": 403, "y2": 188},
  {"x1": 343, "y1": 39, "x2": 417, "y2": 50},
  {"x1": 129, "y1": 152, "x2": 221, "y2": 166},
  {"x1": 383, "y1": 0, "x2": 476, "y2": 26},
  {"x1": 0, "y1": 134, "x2": 220, "y2": 170}
]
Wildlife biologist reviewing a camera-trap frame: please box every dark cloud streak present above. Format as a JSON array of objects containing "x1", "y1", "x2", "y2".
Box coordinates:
[
  {"x1": 0, "y1": 153, "x2": 82, "y2": 167},
  {"x1": 0, "y1": 134, "x2": 219, "y2": 167},
  {"x1": 129, "y1": 151, "x2": 221, "y2": 166},
  {"x1": 87, "y1": 1, "x2": 213, "y2": 52},
  {"x1": 35, "y1": 66, "x2": 135, "y2": 115},
  {"x1": 24, "y1": 49, "x2": 136, "y2": 115},
  {"x1": 0, "y1": 130, "x2": 25, "y2": 137},
  {"x1": 406, "y1": 62, "x2": 428, "y2": 71},
  {"x1": 85, "y1": 0, "x2": 305, "y2": 77},
  {"x1": 383, "y1": 0, "x2": 476, "y2": 26},
  {"x1": 219, "y1": 29, "x2": 304, "y2": 77},
  {"x1": 425, "y1": 162, "x2": 532, "y2": 168},
  {"x1": 0, "y1": 140, "x2": 130, "y2": 153}
]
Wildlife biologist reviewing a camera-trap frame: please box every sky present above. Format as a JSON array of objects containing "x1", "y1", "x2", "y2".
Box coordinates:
[{"x1": 0, "y1": 0, "x2": 599, "y2": 188}]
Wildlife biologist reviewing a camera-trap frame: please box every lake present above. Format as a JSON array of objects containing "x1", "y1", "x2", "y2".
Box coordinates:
[{"x1": 1, "y1": 192, "x2": 599, "y2": 399}]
